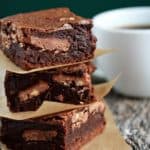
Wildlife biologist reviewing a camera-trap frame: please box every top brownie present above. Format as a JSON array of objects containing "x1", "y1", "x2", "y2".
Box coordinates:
[{"x1": 0, "y1": 8, "x2": 96, "y2": 70}]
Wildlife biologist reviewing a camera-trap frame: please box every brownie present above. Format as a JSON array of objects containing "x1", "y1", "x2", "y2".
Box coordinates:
[
  {"x1": 5, "y1": 62, "x2": 96, "y2": 112},
  {"x1": 0, "y1": 8, "x2": 96, "y2": 70},
  {"x1": 0, "y1": 101, "x2": 105, "y2": 150}
]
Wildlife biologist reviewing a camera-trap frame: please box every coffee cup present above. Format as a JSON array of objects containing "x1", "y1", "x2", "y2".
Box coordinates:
[{"x1": 93, "y1": 7, "x2": 150, "y2": 97}]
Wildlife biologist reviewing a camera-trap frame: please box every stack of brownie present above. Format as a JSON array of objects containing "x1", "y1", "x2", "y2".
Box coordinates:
[{"x1": 0, "y1": 8, "x2": 106, "y2": 150}]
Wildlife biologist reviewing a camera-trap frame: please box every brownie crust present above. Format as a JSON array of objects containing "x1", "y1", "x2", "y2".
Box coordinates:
[
  {"x1": 5, "y1": 63, "x2": 95, "y2": 112},
  {"x1": 0, "y1": 101, "x2": 105, "y2": 150},
  {"x1": 0, "y1": 8, "x2": 89, "y2": 31},
  {"x1": 0, "y1": 8, "x2": 96, "y2": 70}
]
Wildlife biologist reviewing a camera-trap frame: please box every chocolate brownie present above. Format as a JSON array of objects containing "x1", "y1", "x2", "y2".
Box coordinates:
[
  {"x1": 5, "y1": 63, "x2": 95, "y2": 112},
  {"x1": 0, "y1": 8, "x2": 96, "y2": 70},
  {"x1": 0, "y1": 101, "x2": 105, "y2": 150}
]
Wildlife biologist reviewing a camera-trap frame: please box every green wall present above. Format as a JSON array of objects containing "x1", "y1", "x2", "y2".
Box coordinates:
[{"x1": 0, "y1": 0, "x2": 150, "y2": 18}]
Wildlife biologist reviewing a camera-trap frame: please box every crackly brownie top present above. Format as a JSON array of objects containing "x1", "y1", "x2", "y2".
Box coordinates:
[{"x1": 1, "y1": 8, "x2": 91, "y2": 32}]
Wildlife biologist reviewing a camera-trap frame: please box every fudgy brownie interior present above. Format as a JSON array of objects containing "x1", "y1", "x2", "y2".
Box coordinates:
[{"x1": 5, "y1": 63, "x2": 96, "y2": 112}]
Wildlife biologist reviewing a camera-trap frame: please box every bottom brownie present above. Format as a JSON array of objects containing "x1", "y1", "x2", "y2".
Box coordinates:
[{"x1": 0, "y1": 101, "x2": 105, "y2": 150}]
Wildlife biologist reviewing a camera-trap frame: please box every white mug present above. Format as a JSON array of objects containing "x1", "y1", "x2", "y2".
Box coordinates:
[{"x1": 93, "y1": 7, "x2": 150, "y2": 97}]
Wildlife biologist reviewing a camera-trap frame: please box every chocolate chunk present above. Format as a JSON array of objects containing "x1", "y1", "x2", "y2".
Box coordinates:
[
  {"x1": 22, "y1": 130, "x2": 57, "y2": 141},
  {"x1": 30, "y1": 37, "x2": 70, "y2": 52},
  {"x1": 18, "y1": 80, "x2": 49, "y2": 102}
]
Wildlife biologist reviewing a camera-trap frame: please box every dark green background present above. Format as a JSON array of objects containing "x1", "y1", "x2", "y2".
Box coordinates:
[{"x1": 0, "y1": 0, "x2": 150, "y2": 18}]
